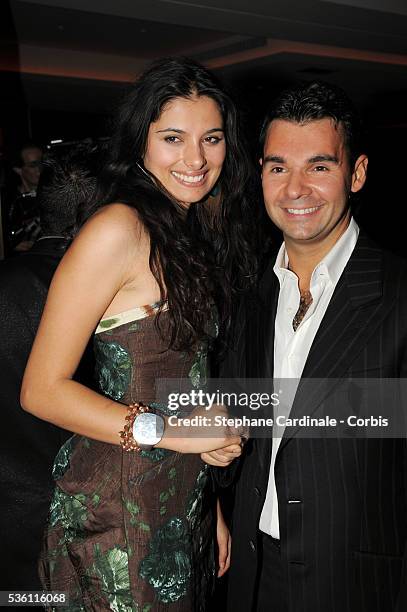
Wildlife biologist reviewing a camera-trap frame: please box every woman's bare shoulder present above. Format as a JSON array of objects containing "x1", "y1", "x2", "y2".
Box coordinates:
[
  {"x1": 84, "y1": 202, "x2": 145, "y2": 238},
  {"x1": 73, "y1": 203, "x2": 147, "y2": 258}
]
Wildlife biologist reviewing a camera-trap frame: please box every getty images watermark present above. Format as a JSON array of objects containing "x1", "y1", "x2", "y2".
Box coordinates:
[
  {"x1": 166, "y1": 388, "x2": 389, "y2": 431},
  {"x1": 156, "y1": 378, "x2": 407, "y2": 438},
  {"x1": 167, "y1": 389, "x2": 281, "y2": 411},
  {"x1": 166, "y1": 389, "x2": 280, "y2": 430}
]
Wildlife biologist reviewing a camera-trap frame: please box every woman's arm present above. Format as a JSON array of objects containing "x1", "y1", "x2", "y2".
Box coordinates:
[
  {"x1": 21, "y1": 204, "x2": 240, "y2": 453},
  {"x1": 21, "y1": 204, "x2": 142, "y2": 443}
]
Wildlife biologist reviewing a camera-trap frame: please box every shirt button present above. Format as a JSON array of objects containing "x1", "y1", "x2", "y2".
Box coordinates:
[{"x1": 249, "y1": 539, "x2": 256, "y2": 552}]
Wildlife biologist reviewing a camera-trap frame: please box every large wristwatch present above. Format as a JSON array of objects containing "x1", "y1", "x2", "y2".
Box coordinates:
[{"x1": 132, "y1": 411, "x2": 165, "y2": 451}]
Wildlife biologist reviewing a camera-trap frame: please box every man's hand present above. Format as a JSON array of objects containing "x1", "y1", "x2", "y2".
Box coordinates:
[
  {"x1": 160, "y1": 404, "x2": 242, "y2": 454},
  {"x1": 216, "y1": 499, "x2": 231, "y2": 577},
  {"x1": 201, "y1": 443, "x2": 242, "y2": 467}
]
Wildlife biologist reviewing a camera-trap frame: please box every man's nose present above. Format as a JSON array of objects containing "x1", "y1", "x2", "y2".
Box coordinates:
[
  {"x1": 284, "y1": 171, "x2": 311, "y2": 200},
  {"x1": 184, "y1": 141, "x2": 206, "y2": 169}
]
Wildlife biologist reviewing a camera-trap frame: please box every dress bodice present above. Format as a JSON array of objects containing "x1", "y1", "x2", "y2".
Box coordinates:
[{"x1": 93, "y1": 301, "x2": 208, "y2": 407}]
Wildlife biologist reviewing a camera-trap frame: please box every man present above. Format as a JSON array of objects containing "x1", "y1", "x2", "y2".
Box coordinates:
[
  {"x1": 13, "y1": 143, "x2": 44, "y2": 196},
  {"x1": 0, "y1": 144, "x2": 97, "y2": 590},
  {"x1": 8, "y1": 142, "x2": 44, "y2": 251},
  {"x1": 224, "y1": 82, "x2": 407, "y2": 612}
]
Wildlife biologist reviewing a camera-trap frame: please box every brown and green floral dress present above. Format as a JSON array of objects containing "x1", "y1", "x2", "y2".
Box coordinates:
[{"x1": 39, "y1": 302, "x2": 217, "y2": 611}]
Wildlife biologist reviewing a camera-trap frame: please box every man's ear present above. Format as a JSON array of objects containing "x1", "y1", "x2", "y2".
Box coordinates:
[
  {"x1": 13, "y1": 166, "x2": 22, "y2": 178},
  {"x1": 351, "y1": 154, "x2": 368, "y2": 193}
]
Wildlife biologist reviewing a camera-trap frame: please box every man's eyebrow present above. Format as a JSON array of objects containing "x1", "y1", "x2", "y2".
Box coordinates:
[
  {"x1": 263, "y1": 154, "x2": 339, "y2": 164},
  {"x1": 308, "y1": 155, "x2": 339, "y2": 164},
  {"x1": 155, "y1": 127, "x2": 224, "y2": 134},
  {"x1": 263, "y1": 155, "x2": 285, "y2": 164}
]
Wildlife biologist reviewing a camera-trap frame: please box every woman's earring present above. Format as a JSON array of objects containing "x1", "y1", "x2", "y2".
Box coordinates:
[
  {"x1": 136, "y1": 161, "x2": 151, "y2": 179},
  {"x1": 209, "y1": 182, "x2": 220, "y2": 197}
]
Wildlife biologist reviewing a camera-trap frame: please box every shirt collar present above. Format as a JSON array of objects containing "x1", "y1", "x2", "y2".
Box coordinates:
[
  {"x1": 273, "y1": 241, "x2": 292, "y2": 286},
  {"x1": 273, "y1": 217, "x2": 359, "y2": 287},
  {"x1": 319, "y1": 217, "x2": 359, "y2": 285}
]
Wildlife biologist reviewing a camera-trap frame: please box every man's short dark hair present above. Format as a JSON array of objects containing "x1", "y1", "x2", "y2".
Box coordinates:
[
  {"x1": 259, "y1": 81, "x2": 363, "y2": 165},
  {"x1": 37, "y1": 143, "x2": 101, "y2": 237}
]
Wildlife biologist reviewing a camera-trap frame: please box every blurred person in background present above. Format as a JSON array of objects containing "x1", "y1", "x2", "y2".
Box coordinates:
[
  {"x1": 13, "y1": 142, "x2": 43, "y2": 196},
  {"x1": 0, "y1": 143, "x2": 99, "y2": 591},
  {"x1": 7, "y1": 142, "x2": 44, "y2": 252}
]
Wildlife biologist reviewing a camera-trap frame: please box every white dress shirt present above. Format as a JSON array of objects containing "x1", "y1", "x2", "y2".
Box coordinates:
[{"x1": 259, "y1": 218, "x2": 359, "y2": 538}]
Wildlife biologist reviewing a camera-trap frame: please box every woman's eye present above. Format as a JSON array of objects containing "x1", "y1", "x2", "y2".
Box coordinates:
[
  {"x1": 204, "y1": 136, "x2": 223, "y2": 144},
  {"x1": 165, "y1": 136, "x2": 181, "y2": 143}
]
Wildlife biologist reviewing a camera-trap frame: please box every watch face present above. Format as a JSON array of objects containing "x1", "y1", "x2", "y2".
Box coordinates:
[{"x1": 133, "y1": 412, "x2": 164, "y2": 446}]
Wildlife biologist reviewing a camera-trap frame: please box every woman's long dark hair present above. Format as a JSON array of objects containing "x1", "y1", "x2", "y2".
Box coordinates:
[{"x1": 85, "y1": 57, "x2": 261, "y2": 351}]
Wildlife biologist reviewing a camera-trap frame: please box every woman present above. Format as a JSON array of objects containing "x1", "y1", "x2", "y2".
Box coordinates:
[{"x1": 21, "y1": 57, "x2": 258, "y2": 611}]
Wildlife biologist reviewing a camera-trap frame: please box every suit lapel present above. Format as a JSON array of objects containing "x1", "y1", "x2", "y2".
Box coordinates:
[
  {"x1": 246, "y1": 258, "x2": 279, "y2": 379},
  {"x1": 278, "y1": 233, "x2": 390, "y2": 452},
  {"x1": 245, "y1": 259, "x2": 279, "y2": 468}
]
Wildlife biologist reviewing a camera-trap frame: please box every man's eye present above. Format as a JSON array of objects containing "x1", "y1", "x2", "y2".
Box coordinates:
[
  {"x1": 313, "y1": 165, "x2": 328, "y2": 171},
  {"x1": 270, "y1": 167, "x2": 285, "y2": 173},
  {"x1": 165, "y1": 136, "x2": 181, "y2": 143}
]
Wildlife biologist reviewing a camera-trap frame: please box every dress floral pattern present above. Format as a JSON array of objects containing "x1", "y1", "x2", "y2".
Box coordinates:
[{"x1": 40, "y1": 303, "x2": 216, "y2": 611}]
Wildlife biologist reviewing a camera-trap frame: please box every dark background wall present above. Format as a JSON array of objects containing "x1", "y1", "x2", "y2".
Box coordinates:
[{"x1": 1, "y1": 0, "x2": 407, "y2": 255}]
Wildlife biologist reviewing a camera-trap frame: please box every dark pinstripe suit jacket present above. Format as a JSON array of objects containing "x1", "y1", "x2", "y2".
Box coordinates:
[{"x1": 223, "y1": 233, "x2": 407, "y2": 612}]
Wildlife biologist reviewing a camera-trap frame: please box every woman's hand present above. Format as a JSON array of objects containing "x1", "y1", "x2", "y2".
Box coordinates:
[
  {"x1": 216, "y1": 499, "x2": 231, "y2": 577},
  {"x1": 201, "y1": 443, "x2": 242, "y2": 467},
  {"x1": 158, "y1": 404, "x2": 242, "y2": 454}
]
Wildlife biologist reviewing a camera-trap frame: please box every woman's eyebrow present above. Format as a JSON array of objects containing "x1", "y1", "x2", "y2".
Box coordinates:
[
  {"x1": 155, "y1": 127, "x2": 224, "y2": 134},
  {"x1": 155, "y1": 128, "x2": 185, "y2": 133}
]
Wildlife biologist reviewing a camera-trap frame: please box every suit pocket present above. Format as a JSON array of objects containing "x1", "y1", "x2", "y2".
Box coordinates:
[{"x1": 352, "y1": 550, "x2": 403, "y2": 611}]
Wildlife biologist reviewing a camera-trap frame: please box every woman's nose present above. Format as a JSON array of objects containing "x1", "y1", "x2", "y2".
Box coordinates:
[{"x1": 184, "y1": 141, "x2": 206, "y2": 169}]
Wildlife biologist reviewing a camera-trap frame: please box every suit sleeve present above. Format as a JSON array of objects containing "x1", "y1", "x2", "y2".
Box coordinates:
[
  {"x1": 211, "y1": 299, "x2": 248, "y2": 489},
  {"x1": 395, "y1": 267, "x2": 407, "y2": 612}
]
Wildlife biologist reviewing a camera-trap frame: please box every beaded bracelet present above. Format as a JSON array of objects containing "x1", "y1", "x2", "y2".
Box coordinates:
[{"x1": 119, "y1": 402, "x2": 150, "y2": 452}]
